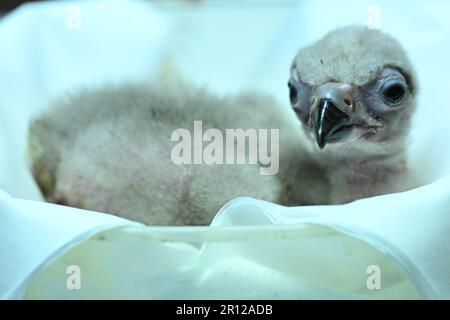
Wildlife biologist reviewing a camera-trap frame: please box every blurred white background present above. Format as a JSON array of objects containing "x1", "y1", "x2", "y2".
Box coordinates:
[{"x1": 0, "y1": 0, "x2": 449, "y2": 200}]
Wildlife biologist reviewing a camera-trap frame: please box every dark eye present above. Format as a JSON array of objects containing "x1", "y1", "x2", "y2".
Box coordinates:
[
  {"x1": 383, "y1": 84, "x2": 406, "y2": 105},
  {"x1": 288, "y1": 82, "x2": 298, "y2": 105}
]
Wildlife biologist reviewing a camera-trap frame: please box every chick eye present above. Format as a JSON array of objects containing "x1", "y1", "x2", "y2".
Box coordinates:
[
  {"x1": 288, "y1": 82, "x2": 298, "y2": 105},
  {"x1": 383, "y1": 84, "x2": 406, "y2": 105}
]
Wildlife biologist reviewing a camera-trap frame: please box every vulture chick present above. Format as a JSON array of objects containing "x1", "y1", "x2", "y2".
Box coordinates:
[{"x1": 27, "y1": 26, "x2": 418, "y2": 225}]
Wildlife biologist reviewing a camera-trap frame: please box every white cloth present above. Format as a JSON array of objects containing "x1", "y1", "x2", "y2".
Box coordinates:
[
  {"x1": 1, "y1": 0, "x2": 450, "y2": 299},
  {"x1": 3, "y1": 181, "x2": 449, "y2": 299},
  {"x1": 0, "y1": 189, "x2": 142, "y2": 299}
]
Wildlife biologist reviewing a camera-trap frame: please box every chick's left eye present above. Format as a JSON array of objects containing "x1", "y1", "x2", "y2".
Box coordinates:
[
  {"x1": 383, "y1": 84, "x2": 406, "y2": 105},
  {"x1": 288, "y1": 82, "x2": 298, "y2": 105}
]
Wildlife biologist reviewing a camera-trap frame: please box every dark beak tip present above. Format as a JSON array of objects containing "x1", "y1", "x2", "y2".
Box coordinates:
[{"x1": 314, "y1": 131, "x2": 326, "y2": 150}]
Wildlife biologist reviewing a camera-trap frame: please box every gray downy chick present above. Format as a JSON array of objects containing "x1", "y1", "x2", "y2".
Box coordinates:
[{"x1": 27, "y1": 26, "x2": 419, "y2": 225}]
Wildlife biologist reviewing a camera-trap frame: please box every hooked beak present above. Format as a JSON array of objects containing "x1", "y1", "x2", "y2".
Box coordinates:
[
  {"x1": 311, "y1": 99, "x2": 352, "y2": 149},
  {"x1": 310, "y1": 83, "x2": 354, "y2": 149}
]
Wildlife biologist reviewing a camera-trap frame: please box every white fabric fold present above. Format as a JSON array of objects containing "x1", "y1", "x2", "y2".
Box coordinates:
[
  {"x1": 0, "y1": 190, "x2": 142, "y2": 299},
  {"x1": 212, "y1": 175, "x2": 450, "y2": 299},
  {"x1": 1, "y1": 183, "x2": 442, "y2": 299}
]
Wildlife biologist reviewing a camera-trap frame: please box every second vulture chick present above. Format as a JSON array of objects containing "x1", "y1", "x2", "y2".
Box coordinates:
[{"x1": 28, "y1": 26, "x2": 419, "y2": 225}]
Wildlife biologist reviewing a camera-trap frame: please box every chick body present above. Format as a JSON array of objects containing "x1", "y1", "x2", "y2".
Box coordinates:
[{"x1": 28, "y1": 26, "x2": 419, "y2": 225}]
